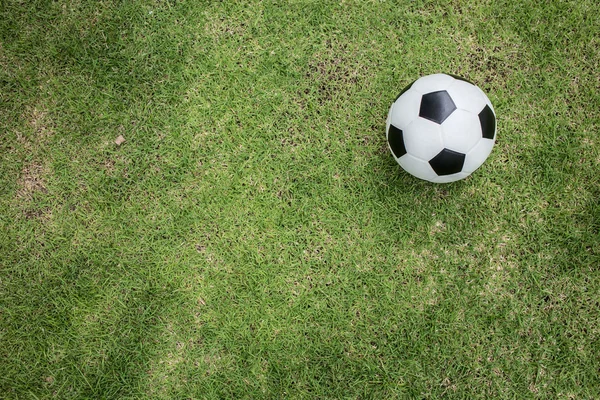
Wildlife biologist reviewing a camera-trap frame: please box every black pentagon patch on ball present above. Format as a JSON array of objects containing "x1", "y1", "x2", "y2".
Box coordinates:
[
  {"x1": 419, "y1": 90, "x2": 456, "y2": 124},
  {"x1": 429, "y1": 148, "x2": 466, "y2": 176},
  {"x1": 387, "y1": 124, "x2": 407, "y2": 158},
  {"x1": 479, "y1": 105, "x2": 496, "y2": 139}
]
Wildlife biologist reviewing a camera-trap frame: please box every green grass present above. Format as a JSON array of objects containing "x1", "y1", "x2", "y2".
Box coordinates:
[{"x1": 1, "y1": 0, "x2": 599, "y2": 398}]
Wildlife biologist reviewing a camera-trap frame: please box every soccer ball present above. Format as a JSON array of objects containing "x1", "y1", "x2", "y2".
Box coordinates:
[{"x1": 386, "y1": 73, "x2": 496, "y2": 183}]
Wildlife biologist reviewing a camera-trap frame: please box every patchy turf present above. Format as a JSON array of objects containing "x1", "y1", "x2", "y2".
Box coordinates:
[{"x1": 1, "y1": 0, "x2": 599, "y2": 398}]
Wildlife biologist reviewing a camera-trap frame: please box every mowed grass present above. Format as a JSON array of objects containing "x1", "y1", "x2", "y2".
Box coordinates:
[{"x1": 1, "y1": 0, "x2": 599, "y2": 398}]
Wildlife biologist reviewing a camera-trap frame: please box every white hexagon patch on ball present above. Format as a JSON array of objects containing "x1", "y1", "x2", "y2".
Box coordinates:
[{"x1": 386, "y1": 73, "x2": 497, "y2": 183}]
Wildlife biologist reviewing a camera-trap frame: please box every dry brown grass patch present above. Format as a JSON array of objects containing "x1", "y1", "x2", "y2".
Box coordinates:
[{"x1": 16, "y1": 161, "x2": 48, "y2": 201}]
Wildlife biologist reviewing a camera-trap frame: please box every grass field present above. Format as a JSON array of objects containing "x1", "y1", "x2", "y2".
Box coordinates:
[{"x1": 1, "y1": 0, "x2": 599, "y2": 398}]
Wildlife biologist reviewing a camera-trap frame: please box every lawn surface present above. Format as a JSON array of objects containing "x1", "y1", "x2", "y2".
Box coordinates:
[{"x1": 1, "y1": 0, "x2": 599, "y2": 398}]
